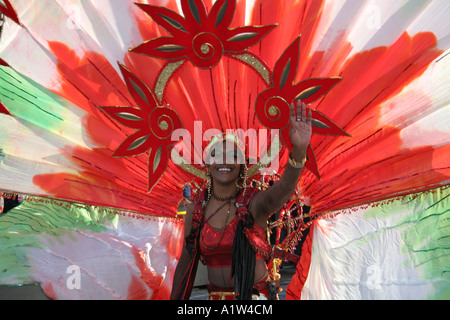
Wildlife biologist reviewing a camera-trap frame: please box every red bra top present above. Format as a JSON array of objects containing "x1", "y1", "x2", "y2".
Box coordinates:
[{"x1": 200, "y1": 215, "x2": 266, "y2": 268}]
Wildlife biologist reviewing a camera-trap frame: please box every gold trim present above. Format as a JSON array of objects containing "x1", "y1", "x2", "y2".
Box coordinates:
[
  {"x1": 0, "y1": 189, "x2": 182, "y2": 223},
  {"x1": 233, "y1": 53, "x2": 271, "y2": 85},
  {"x1": 155, "y1": 60, "x2": 185, "y2": 103},
  {"x1": 171, "y1": 151, "x2": 209, "y2": 180},
  {"x1": 208, "y1": 291, "x2": 236, "y2": 300},
  {"x1": 149, "y1": 109, "x2": 176, "y2": 140},
  {"x1": 192, "y1": 32, "x2": 223, "y2": 61},
  {"x1": 264, "y1": 96, "x2": 287, "y2": 122},
  {"x1": 319, "y1": 184, "x2": 450, "y2": 218}
]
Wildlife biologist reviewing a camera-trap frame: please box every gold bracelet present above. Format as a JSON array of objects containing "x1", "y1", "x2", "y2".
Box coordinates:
[{"x1": 288, "y1": 154, "x2": 306, "y2": 169}]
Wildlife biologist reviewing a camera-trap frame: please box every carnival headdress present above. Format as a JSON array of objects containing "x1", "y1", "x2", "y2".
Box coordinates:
[
  {"x1": 0, "y1": 0, "x2": 448, "y2": 300},
  {"x1": 123, "y1": 0, "x2": 349, "y2": 187}
]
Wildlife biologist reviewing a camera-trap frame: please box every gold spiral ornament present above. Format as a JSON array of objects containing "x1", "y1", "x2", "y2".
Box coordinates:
[
  {"x1": 150, "y1": 107, "x2": 182, "y2": 140},
  {"x1": 191, "y1": 32, "x2": 224, "y2": 68}
]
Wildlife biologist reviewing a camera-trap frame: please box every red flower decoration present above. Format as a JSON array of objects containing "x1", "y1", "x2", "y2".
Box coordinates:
[
  {"x1": 130, "y1": 0, "x2": 276, "y2": 69},
  {"x1": 0, "y1": 0, "x2": 21, "y2": 26},
  {"x1": 255, "y1": 37, "x2": 349, "y2": 179},
  {"x1": 100, "y1": 63, "x2": 183, "y2": 193}
]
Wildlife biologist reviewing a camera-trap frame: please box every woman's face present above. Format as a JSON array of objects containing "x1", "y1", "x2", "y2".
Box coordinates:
[{"x1": 207, "y1": 142, "x2": 242, "y2": 186}]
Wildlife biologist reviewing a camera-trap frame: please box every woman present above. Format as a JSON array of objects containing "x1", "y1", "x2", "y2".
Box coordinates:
[{"x1": 171, "y1": 101, "x2": 312, "y2": 300}]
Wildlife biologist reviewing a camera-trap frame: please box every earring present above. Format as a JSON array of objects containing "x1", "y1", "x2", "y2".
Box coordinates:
[
  {"x1": 235, "y1": 164, "x2": 248, "y2": 194},
  {"x1": 205, "y1": 168, "x2": 212, "y2": 206}
]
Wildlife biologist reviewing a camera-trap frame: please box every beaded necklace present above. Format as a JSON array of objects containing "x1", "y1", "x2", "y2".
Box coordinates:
[
  {"x1": 201, "y1": 188, "x2": 240, "y2": 250},
  {"x1": 211, "y1": 188, "x2": 241, "y2": 201},
  {"x1": 201, "y1": 201, "x2": 233, "y2": 250}
]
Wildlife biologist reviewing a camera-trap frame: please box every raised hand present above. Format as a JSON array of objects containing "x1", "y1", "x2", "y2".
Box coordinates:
[{"x1": 289, "y1": 100, "x2": 312, "y2": 161}]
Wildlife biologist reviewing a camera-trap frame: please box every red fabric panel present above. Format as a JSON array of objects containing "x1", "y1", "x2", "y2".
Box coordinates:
[{"x1": 285, "y1": 224, "x2": 314, "y2": 300}]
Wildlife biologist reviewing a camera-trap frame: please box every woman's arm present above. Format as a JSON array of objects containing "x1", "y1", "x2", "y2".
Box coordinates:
[
  {"x1": 249, "y1": 101, "x2": 312, "y2": 228},
  {"x1": 170, "y1": 202, "x2": 195, "y2": 300}
]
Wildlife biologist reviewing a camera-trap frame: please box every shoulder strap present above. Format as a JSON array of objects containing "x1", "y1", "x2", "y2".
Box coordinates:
[{"x1": 235, "y1": 187, "x2": 258, "y2": 211}]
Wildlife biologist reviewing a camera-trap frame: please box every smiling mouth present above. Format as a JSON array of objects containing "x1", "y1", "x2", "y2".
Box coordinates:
[{"x1": 217, "y1": 167, "x2": 232, "y2": 172}]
